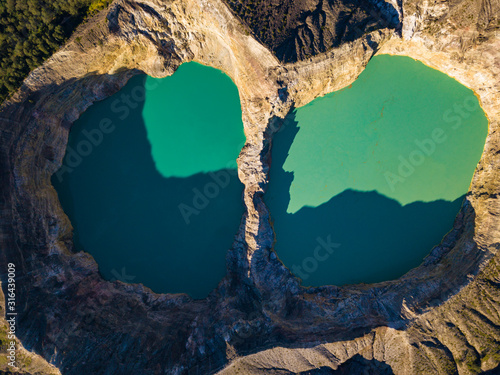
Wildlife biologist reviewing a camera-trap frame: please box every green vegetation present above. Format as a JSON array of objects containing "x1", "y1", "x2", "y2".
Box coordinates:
[
  {"x1": 0, "y1": 0, "x2": 111, "y2": 104},
  {"x1": 87, "y1": 0, "x2": 112, "y2": 15}
]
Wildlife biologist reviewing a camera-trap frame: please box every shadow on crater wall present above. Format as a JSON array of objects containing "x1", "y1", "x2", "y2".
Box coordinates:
[{"x1": 330, "y1": 354, "x2": 394, "y2": 374}]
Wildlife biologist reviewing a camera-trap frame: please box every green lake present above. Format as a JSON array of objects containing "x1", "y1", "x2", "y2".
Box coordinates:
[
  {"x1": 265, "y1": 55, "x2": 488, "y2": 286},
  {"x1": 52, "y1": 62, "x2": 246, "y2": 299}
]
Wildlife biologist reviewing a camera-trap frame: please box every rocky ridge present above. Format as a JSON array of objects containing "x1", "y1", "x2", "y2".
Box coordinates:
[
  {"x1": 222, "y1": 0, "x2": 401, "y2": 62},
  {"x1": 0, "y1": 0, "x2": 499, "y2": 373}
]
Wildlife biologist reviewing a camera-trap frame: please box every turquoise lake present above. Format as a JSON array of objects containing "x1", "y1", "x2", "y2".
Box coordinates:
[
  {"x1": 52, "y1": 62, "x2": 246, "y2": 299},
  {"x1": 265, "y1": 55, "x2": 488, "y2": 286}
]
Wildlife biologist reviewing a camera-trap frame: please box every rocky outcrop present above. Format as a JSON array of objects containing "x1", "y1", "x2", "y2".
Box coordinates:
[{"x1": 0, "y1": 0, "x2": 499, "y2": 373}]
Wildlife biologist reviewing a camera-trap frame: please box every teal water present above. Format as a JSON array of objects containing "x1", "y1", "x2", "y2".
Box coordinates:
[
  {"x1": 265, "y1": 55, "x2": 488, "y2": 286},
  {"x1": 52, "y1": 62, "x2": 246, "y2": 299}
]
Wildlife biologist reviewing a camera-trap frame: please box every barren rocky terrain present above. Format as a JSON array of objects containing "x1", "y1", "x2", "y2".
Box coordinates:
[
  {"x1": 0, "y1": 0, "x2": 499, "y2": 373},
  {"x1": 223, "y1": 0, "x2": 400, "y2": 62}
]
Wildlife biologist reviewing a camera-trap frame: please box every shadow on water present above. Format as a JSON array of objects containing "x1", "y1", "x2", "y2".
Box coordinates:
[
  {"x1": 332, "y1": 354, "x2": 395, "y2": 374},
  {"x1": 265, "y1": 110, "x2": 464, "y2": 287},
  {"x1": 52, "y1": 75, "x2": 245, "y2": 299}
]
